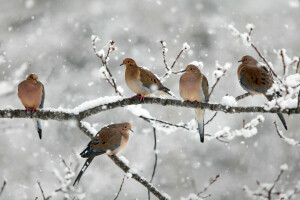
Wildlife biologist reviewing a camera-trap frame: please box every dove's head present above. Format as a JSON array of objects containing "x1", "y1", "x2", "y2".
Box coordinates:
[
  {"x1": 121, "y1": 58, "x2": 137, "y2": 67},
  {"x1": 27, "y1": 73, "x2": 39, "y2": 80},
  {"x1": 238, "y1": 55, "x2": 257, "y2": 65}
]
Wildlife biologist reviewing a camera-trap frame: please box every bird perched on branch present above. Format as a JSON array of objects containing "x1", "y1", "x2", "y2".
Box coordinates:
[
  {"x1": 73, "y1": 123, "x2": 133, "y2": 186},
  {"x1": 237, "y1": 55, "x2": 287, "y2": 130},
  {"x1": 179, "y1": 65, "x2": 209, "y2": 142},
  {"x1": 18, "y1": 73, "x2": 45, "y2": 139},
  {"x1": 121, "y1": 58, "x2": 173, "y2": 102}
]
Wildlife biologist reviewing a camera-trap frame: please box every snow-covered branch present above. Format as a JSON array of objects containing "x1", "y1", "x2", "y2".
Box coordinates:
[
  {"x1": 243, "y1": 164, "x2": 300, "y2": 200},
  {"x1": 1, "y1": 96, "x2": 300, "y2": 122}
]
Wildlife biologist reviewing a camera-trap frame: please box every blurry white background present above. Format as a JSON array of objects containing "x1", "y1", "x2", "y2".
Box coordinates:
[{"x1": 0, "y1": 0, "x2": 299, "y2": 199}]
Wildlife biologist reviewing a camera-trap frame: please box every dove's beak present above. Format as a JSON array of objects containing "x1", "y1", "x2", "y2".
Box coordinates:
[
  {"x1": 120, "y1": 63, "x2": 124, "y2": 66},
  {"x1": 130, "y1": 129, "x2": 134, "y2": 133},
  {"x1": 238, "y1": 60, "x2": 242, "y2": 63}
]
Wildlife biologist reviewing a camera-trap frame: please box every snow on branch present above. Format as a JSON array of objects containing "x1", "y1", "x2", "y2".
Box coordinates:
[
  {"x1": 2, "y1": 96, "x2": 300, "y2": 122},
  {"x1": 77, "y1": 121, "x2": 171, "y2": 200},
  {"x1": 243, "y1": 164, "x2": 300, "y2": 200},
  {"x1": 208, "y1": 115, "x2": 264, "y2": 141},
  {"x1": 274, "y1": 122, "x2": 300, "y2": 146},
  {"x1": 159, "y1": 40, "x2": 190, "y2": 82},
  {"x1": 209, "y1": 61, "x2": 232, "y2": 98},
  {"x1": 91, "y1": 35, "x2": 123, "y2": 96}
]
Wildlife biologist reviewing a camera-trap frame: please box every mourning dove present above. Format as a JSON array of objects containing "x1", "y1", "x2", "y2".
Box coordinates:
[
  {"x1": 18, "y1": 73, "x2": 45, "y2": 139},
  {"x1": 179, "y1": 65, "x2": 209, "y2": 142},
  {"x1": 238, "y1": 55, "x2": 287, "y2": 130},
  {"x1": 121, "y1": 58, "x2": 172, "y2": 101},
  {"x1": 73, "y1": 123, "x2": 133, "y2": 186}
]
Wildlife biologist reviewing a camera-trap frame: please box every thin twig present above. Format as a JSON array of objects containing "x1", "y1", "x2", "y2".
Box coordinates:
[
  {"x1": 251, "y1": 43, "x2": 278, "y2": 78},
  {"x1": 274, "y1": 121, "x2": 300, "y2": 146},
  {"x1": 235, "y1": 92, "x2": 251, "y2": 101},
  {"x1": 140, "y1": 116, "x2": 190, "y2": 130},
  {"x1": 204, "y1": 112, "x2": 218, "y2": 125},
  {"x1": 0, "y1": 181, "x2": 6, "y2": 197},
  {"x1": 267, "y1": 169, "x2": 284, "y2": 200},
  {"x1": 296, "y1": 57, "x2": 300, "y2": 73},
  {"x1": 197, "y1": 174, "x2": 220, "y2": 196},
  {"x1": 114, "y1": 175, "x2": 126, "y2": 200},
  {"x1": 160, "y1": 40, "x2": 169, "y2": 70},
  {"x1": 37, "y1": 181, "x2": 51, "y2": 200},
  {"x1": 148, "y1": 127, "x2": 158, "y2": 200},
  {"x1": 280, "y1": 50, "x2": 287, "y2": 76},
  {"x1": 298, "y1": 92, "x2": 300, "y2": 108}
]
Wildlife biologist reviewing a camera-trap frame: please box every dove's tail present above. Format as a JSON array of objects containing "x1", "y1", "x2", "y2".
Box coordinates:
[
  {"x1": 33, "y1": 119, "x2": 42, "y2": 139},
  {"x1": 195, "y1": 109, "x2": 205, "y2": 143},
  {"x1": 73, "y1": 157, "x2": 94, "y2": 186}
]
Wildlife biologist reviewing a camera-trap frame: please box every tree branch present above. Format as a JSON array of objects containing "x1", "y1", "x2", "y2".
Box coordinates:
[
  {"x1": 148, "y1": 127, "x2": 158, "y2": 200},
  {"x1": 114, "y1": 175, "x2": 126, "y2": 200},
  {"x1": 0, "y1": 181, "x2": 6, "y2": 197},
  {"x1": 77, "y1": 121, "x2": 170, "y2": 200},
  {"x1": 1, "y1": 96, "x2": 299, "y2": 122}
]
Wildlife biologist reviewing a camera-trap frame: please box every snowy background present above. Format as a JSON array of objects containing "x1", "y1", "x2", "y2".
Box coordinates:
[{"x1": 0, "y1": 0, "x2": 300, "y2": 199}]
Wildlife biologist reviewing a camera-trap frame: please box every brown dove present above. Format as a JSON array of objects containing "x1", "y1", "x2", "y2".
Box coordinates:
[
  {"x1": 121, "y1": 58, "x2": 172, "y2": 101},
  {"x1": 73, "y1": 123, "x2": 133, "y2": 186},
  {"x1": 238, "y1": 55, "x2": 287, "y2": 130},
  {"x1": 18, "y1": 73, "x2": 45, "y2": 139},
  {"x1": 179, "y1": 65, "x2": 209, "y2": 142}
]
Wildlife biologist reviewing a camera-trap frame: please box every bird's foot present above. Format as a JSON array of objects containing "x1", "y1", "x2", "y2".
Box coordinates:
[
  {"x1": 25, "y1": 108, "x2": 30, "y2": 113},
  {"x1": 131, "y1": 94, "x2": 145, "y2": 102},
  {"x1": 192, "y1": 101, "x2": 199, "y2": 106}
]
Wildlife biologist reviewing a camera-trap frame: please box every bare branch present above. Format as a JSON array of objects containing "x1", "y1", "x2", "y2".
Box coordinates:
[
  {"x1": 0, "y1": 180, "x2": 6, "y2": 197},
  {"x1": 296, "y1": 57, "x2": 300, "y2": 73},
  {"x1": 197, "y1": 174, "x2": 220, "y2": 197},
  {"x1": 78, "y1": 122, "x2": 170, "y2": 200},
  {"x1": 280, "y1": 50, "x2": 287, "y2": 76},
  {"x1": 267, "y1": 169, "x2": 284, "y2": 200},
  {"x1": 140, "y1": 116, "x2": 190, "y2": 130},
  {"x1": 274, "y1": 122, "x2": 300, "y2": 146},
  {"x1": 235, "y1": 92, "x2": 251, "y2": 101},
  {"x1": 114, "y1": 175, "x2": 126, "y2": 200},
  {"x1": 148, "y1": 127, "x2": 158, "y2": 200},
  {"x1": 204, "y1": 112, "x2": 218, "y2": 125},
  {"x1": 160, "y1": 40, "x2": 169, "y2": 70},
  {"x1": 37, "y1": 181, "x2": 51, "y2": 200}
]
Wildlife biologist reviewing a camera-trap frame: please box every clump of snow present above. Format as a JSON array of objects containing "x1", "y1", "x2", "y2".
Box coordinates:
[
  {"x1": 221, "y1": 96, "x2": 237, "y2": 107},
  {"x1": 91, "y1": 35, "x2": 100, "y2": 42},
  {"x1": 80, "y1": 121, "x2": 98, "y2": 135},
  {"x1": 182, "y1": 42, "x2": 190, "y2": 51},
  {"x1": 212, "y1": 61, "x2": 232, "y2": 82},
  {"x1": 189, "y1": 61, "x2": 204, "y2": 69},
  {"x1": 119, "y1": 155, "x2": 130, "y2": 166},
  {"x1": 73, "y1": 96, "x2": 123, "y2": 113},
  {"x1": 246, "y1": 23, "x2": 255, "y2": 32},
  {"x1": 126, "y1": 172, "x2": 132, "y2": 178},
  {"x1": 280, "y1": 163, "x2": 288, "y2": 170},
  {"x1": 212, "y1": 115, "x2": 264, "y2": 140},
  {"x1": 228, "y1": 24, "x2": 252, "y2": 47}
]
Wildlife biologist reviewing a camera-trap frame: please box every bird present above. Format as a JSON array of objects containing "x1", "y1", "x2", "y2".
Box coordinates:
[
  {"x1": 179, "y1": 65, "x2": 209, "y2": 142},
  {"x1": 73, "y1": 123, "x2": 133, "y2": 186},
  {"x1": 121, "y1": 58, "x2": 173, "y2": 102},
  {"x1": 18, "y1": 73, "x2": 45, "y2": 139},
  {"x1": 237, "y1": 55, "x2": 287, "y2": 130}
]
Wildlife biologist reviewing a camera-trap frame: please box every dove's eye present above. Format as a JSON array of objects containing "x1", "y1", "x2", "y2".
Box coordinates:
[
  {"x1": 124, "y1": 126, "x2": 127, "y2": 128},
  {"x1": 190, "y1": 68, "x2": 193, "y2": 70},
  {"x1": 127, "y1": 61, "x2": 130, "y2": 63}
]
